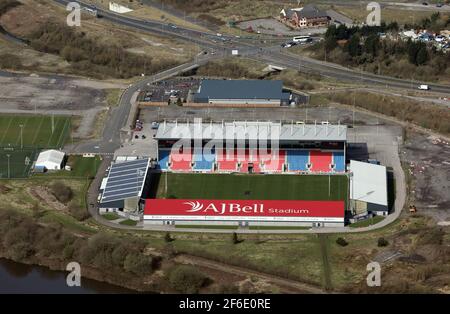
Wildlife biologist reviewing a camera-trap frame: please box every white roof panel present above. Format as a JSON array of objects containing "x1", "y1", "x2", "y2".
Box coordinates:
[
  {"x1": 349, "y1": 160, "x2": 388, "y2": 206},
  {"x1": 155, "y1": 122, "x2": 347, "y2": 142}
]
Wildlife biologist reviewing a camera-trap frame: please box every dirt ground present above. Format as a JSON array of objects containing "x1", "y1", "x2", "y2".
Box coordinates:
[
  {"x1": 401, "y1": 132, "x2": 450, "y2": 222},
  {"x1": 0, "y1": 72, "x2": 125, "y2": 138}
]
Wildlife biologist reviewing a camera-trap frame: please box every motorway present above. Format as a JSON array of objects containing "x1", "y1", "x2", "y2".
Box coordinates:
[{"x1": 55, "y1": 0, "x2": 450, "y2": 95}]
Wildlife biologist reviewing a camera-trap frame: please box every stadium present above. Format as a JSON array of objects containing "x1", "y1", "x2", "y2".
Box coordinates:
[{"x1": 142, "y1": 120, "x2": 350, "y2": 228}]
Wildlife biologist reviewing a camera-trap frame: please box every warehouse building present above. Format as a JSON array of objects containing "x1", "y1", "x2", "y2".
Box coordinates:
[
  {"x1": 192, "y1": 79, "x2": 291, "y2": 107},
  {"x1": 349, "y1": 160, "x2": 389, "y2": 216}
]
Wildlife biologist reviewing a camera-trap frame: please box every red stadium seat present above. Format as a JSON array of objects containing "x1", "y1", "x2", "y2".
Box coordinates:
[
  {"x1": 170, "y1": 151, "x2": 192, "y2": 171},
  {"x1": 238, "y1": 149, "x2": 261, "y2": 173},
  {"x1": 309, "y1": 151, "x2": 332, "y2": 172},
  {"x1": 217, "y1": 149, "x2": 238, "y2": 172},
  {"x1": 261, "y1": 150, "x2": 285, "y2": 172}
]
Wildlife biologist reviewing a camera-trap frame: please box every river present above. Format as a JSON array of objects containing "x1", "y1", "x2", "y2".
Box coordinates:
[{"x1": 0, "y1": 258, "x2": 136, "y2": 294}]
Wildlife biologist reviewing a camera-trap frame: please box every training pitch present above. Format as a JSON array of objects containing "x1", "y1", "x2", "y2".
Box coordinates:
[
  {"x1": 0, "y1": 114, "x2": 71, "y2": 149},
  {"x1": 0, "y1": 148, "x2": 38, "y2": 178},
  {"x1": 154, "y1": 173, "x2": 348, "y2": 202}
]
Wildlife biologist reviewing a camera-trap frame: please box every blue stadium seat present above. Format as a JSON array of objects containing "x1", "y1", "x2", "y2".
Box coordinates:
[
  {"x1": 286, "y1": 150, "x2": 309, "y2": 171},
  {"x1": 158, "y1": 150, "x2": 170, "y2": 170},
  {"x1": 193, "y1": 152, "x2": 215, "y2": 171},
  {"x1": 333, "y1": 151, "x2": 345, "y2": 172}
]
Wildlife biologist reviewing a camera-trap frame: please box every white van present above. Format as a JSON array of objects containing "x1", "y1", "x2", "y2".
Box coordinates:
[{"x1": 418, "y1": 84, "x2": 430, "y2": 90}]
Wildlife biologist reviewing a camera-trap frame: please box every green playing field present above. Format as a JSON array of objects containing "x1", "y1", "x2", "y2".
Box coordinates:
[
  {"x1": 0, "y1": 148, "x2": 38, "y2": 178},
  {"x1": 154, "y1": 172, "x2": 348, "y2": 202},
  {"x1": 0, "y1": 115, "x2": 71, "y2": 149}
]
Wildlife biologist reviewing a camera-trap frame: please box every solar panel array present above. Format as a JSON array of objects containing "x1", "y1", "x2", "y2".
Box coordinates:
[{"x1": 100, "y1": 158, "x2": 149, "y2": 203}]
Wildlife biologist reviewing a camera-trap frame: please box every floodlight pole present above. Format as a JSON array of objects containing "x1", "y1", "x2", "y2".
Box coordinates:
[
  {"x1": 19, "y1": 124, "x2": 24, "y2": 149},
  {"x1": 6, "y1": 154, "x2": 10, "y2": 179}
]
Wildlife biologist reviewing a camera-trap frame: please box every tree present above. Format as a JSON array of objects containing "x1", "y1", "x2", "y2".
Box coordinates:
[
  {"x1": 416, "y1": 47, "x2": 428, "y2": 66},
  {"x1": 364, "y1": 34, "x2": 380, "y2": 57},
  {"x1": 324, "y1": 37, "x2": 338, "y2": 53},
  {"x1": 336, "y1": 24, "x2": 349, "y2": 40},
  {"x1": 346, "y1": 35, "x2": 361, "y2": 58}
]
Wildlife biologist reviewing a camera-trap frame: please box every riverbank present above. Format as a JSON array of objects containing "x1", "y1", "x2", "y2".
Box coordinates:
[
  {"x1": 0, "y1": 208, "x2": 160, "y2": 293},
  {"x1": 0, "y1": 253, "x2": 145, "y2": 293},
  {"x1": 0, "y1": 257, "x2": 134, "y2": 293}
]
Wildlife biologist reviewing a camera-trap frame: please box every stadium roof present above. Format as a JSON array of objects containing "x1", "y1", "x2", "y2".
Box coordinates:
[
  {"x1": 100, "y1": 158, "x2": 150, "y2": 204},
  {"x1": 155, "y1": 121, "x2": 347, "y2": 142},
  {"x1": 194, "y1": 80, "x2": 283, "y2": 102},
  {"x1": 349, "y1": 160, "x2": 388, "y2": 207}
]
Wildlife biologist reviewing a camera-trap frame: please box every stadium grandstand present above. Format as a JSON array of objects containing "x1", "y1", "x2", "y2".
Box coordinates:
[{"x1": 154, "y1": 121, "x2": 347, "y2": 174}]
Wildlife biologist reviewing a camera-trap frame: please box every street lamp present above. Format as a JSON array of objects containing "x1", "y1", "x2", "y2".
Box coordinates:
[
  {"x1": 19, "y1": 124, "x2": 24, "y2": 149},
  {"x1": 6, "y1": 154, "x2": 10, "y2": 179}
]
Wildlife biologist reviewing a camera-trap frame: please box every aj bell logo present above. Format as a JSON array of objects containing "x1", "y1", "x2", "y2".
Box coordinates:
[
  {"x1": 183, "y1": 201, "x2": 264, "y2": 215},
  {"x1": 184, "y1": 201, "x2": 204, "y2": 212}
]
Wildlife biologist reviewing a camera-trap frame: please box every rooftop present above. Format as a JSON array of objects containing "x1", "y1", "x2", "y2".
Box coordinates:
[
  {"x1": 35, "y1": 149, "x2": 65, "y2": 165},
  {"x1": 194, "y1": 79, "x2": 283, "y2": 102},
  {"x1": 100, "y1": 158, "x2": 150, "y2": 204},
  {"x1": 155, "y1": 121, "x2": 347, "y2": 142},
  {"x1": 349, "y1": 160, "x2": 388, "y2": 207}
]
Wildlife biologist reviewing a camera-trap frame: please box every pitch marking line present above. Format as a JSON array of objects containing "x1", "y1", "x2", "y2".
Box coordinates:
[
  {"x1": 31, "y1": 115, "x2": 45, "y2": 147},
  {"x1": 55, "y1": 117, "x2": 69, "y2": 148},
  {"x1": 0, "y1": 116, "x2": 13, "y2": 146}
]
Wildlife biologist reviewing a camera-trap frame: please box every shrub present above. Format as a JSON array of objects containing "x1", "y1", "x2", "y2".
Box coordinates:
[
  {"x1": 336, "y1": 237, "x2": 348, "y2": 247},
  {"x1": 50, "y1": 182, "x2": 73, "y2": 203},
  {"x1": 377, "y1": 237, "x2": 389, "y2": 247},
  {"x1": 28, "y1": 21, "x2": 178, "y2": 79},
  {"x1": 123, "y1": 253, "x2": 155, "y2": 276},
  {"x1": 164, "y1": 232, "x2": 174, "y2": 243},
  {"x1": 231, "y1": 232, "x2": 240, "y2": 244},
  {"x1": 68, "y1": 204, "x2": 89, "y2": 221},
  {"x1": 196, "y1": 59, "x2": 259, "y2": 79},
  {"x1": 0, "y1": 53, "x2": 22, "y2": 70},
  {"x1": 168, "y1": 265, "x2": 209, "y2": 293}
]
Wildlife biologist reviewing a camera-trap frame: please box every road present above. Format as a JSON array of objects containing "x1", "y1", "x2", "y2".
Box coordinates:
[
  {"x1": 65, "y1": 54, "x2": 218, "y2": 155},
  {"x1": 53, "y1": 0, "x2": 450, "y2": 95},
  {"x1": 174, "y1": 254, "x2": 327, "y2": 294}
]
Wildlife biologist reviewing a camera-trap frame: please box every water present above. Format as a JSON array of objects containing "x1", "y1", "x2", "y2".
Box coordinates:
[{"x1": 0, "y1": 258, "x2": 136, "y2": 294}]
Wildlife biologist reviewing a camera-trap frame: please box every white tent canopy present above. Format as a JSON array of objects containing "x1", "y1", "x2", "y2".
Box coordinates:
[{"x1": 35, "y1": 149, "x2": 65, "y2": 170}]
